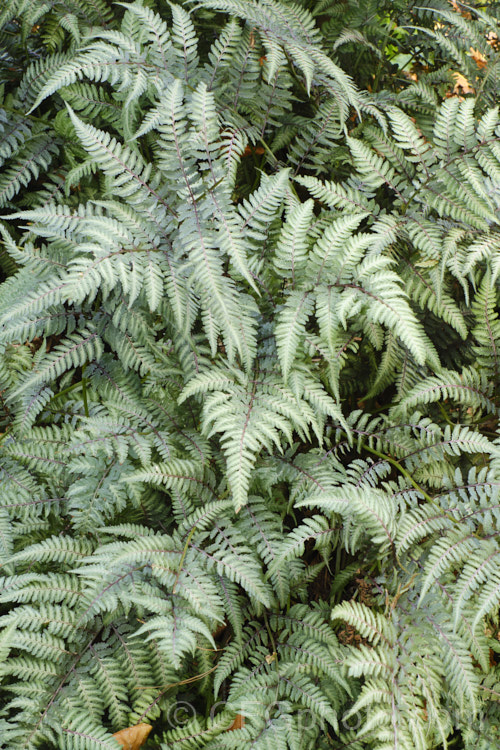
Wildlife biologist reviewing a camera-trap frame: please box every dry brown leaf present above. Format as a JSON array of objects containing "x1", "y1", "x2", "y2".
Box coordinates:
[
  {"x1": 448, "y1": 0, "x2": 472, "y2": 19},
  {"x1": 469, "y1": 47, "x2": 487, "y2": 69},
  {"x1": 486, "y1": 31, "x2": 499, "y2": 51},
  {"x1": 112, "y1": 724, "x2": 152, "y2": 750},
  {"x1": 451, "y1": 71, "x2": 475, "y2": 95},
  {"x1": 227, "y1": 714, "x2": 245, "y2": 731},
  {"x1": 401, "y1": 70, "x2": 418, "y2": 82}
]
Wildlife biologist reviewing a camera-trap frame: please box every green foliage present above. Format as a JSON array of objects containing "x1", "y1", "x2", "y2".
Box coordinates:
[{"x1": 1, "y1": 0, "x2": 500, "y2": 749}]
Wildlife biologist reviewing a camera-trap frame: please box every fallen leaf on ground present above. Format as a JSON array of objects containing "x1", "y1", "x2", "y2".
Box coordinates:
[
  {"x1": 469, "y1": 47, "x2": 487, "y2": 69},
  {"x1": 486, "y1": 31, "x2": 499, "y2": 50},
  {"x1": 112, "y1": 724, "x2": 152, "y2": 750},
  {"x1": 401, "y1": 70, "x2": 418, "y2": 82},
  {"x1": 448, "y1": 0, "x2": 472, "y2": 18},
  {"x1": 227, "y1": 714, "x2": 245, "y2": 731},
  {"x1": 452, "y1": 71, "x2": 475, "y2": 94}
]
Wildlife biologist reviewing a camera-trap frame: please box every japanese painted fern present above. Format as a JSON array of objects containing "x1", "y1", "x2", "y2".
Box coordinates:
[{"x1": 0, "y1": 1, "x2": 500, "y2": 749}]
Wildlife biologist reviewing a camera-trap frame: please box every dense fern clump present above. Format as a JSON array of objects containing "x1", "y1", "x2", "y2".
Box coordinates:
[{"x1": 1, "y1": 1, "x2": 500, "y2": 748}]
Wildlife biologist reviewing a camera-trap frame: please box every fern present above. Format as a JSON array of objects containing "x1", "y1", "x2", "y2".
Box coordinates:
[{"x1": 1, "y1": 0, "x2": 500, "y2": 748}]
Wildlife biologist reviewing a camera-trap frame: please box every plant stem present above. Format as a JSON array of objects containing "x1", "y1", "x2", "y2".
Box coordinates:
[
  {"x1": 362, "y1": 442, "x2": 460, "y2": 525},
  {"x1": 81, "y1": 365, "x2": 89, "y2": 418}
]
